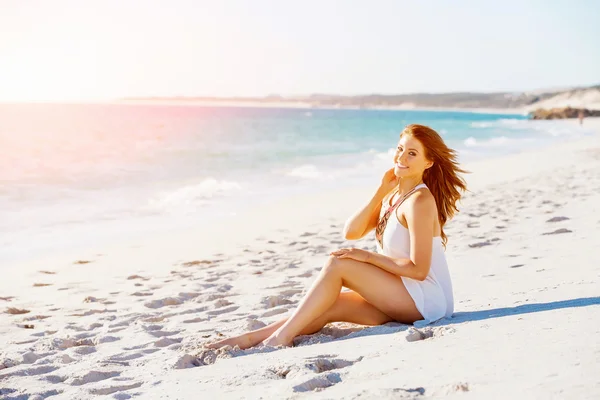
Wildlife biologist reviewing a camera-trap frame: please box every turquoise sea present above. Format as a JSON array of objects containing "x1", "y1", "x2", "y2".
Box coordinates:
[{"x1": 0, "y1": 104, "x2": 592, "y2": 263}]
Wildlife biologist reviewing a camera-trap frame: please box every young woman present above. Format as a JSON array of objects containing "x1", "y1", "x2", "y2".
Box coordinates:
[{"x1": 208, "y1": 124, "x2": 467, "y2": 349}]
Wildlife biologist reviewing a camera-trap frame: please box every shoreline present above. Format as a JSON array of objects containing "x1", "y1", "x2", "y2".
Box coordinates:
[
  {"x1": 1, "y1": 99, "x2": 527, "y2": 116},
  {"x1": 114, "y1": 99, "x2": 528, "y2": 115}
]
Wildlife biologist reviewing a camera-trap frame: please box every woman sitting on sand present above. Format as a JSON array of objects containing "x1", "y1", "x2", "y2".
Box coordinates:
[{"x1": 208, "y1": 124, "x2": 467, "y2": 349}]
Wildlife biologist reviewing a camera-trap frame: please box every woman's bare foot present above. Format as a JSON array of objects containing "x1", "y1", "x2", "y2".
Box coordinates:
[
  {"x1": 260, "y1": 333, "x2": 292, "y2": 348},
  {"x1": 205, "y1": 333, "x2": 253, "y2": 350}
]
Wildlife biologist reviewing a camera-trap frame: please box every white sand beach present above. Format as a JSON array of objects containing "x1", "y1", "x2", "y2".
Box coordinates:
[{"x1": 1, "y1": 119, "x2": 600, "y2": 399}]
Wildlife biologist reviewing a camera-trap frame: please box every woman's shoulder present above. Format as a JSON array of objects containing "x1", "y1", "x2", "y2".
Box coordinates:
[{"x1": 405, "y1": 188, "x2": 436, "y2": 214}]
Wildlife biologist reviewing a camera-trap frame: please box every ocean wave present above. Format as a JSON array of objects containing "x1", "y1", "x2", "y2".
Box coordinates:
[
  {"x1": 497, "y1": 118, "x2": 521, "y2": 125},
  {"x1": 286, "y1": 165, "x2": 322, "y2": 179},
  {"x1": 470, "y1": 122, "x2": 494, "y2": 128},
  {"x1": 471, "y1": 119, "x2": 525, "y2": 129},
  {"x1": 463, "y1": 136, "x2": 536, "y2": 147},
  {"x1": 147, "y1": 178, "x2": 241, "y2": 209}
]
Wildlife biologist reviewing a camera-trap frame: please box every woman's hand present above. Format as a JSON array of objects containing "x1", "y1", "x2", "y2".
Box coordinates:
[
  {"x1": 330, "y1": 248, "x2": 371, "y2": 263},
  {"x1": 380, "y1": 167, "x2": 400, "y2": 194}
]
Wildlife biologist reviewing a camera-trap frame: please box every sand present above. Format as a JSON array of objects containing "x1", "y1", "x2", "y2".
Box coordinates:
[{"x1": 1, "y1": 119, "x2": 599, "y2": 399}]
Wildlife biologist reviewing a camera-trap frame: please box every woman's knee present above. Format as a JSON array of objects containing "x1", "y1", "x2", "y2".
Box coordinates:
[{"x1": 322, "y1": 255, "x2": 342, "y2": 275}]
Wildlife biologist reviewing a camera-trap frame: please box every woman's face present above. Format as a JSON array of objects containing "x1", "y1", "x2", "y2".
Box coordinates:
[{"x1": 393, "y1": 134, "x2": 433, "y2": 178}]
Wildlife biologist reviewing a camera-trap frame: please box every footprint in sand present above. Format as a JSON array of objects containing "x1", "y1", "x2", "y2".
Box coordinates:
[
  {"x1": 300, "y1": 232, "x2": 317, "y2": 237},
  {"x1": 94, "y1": 336, "x2": 121, "y2": 345},
  {"x1": 141, "y1": 315, "x2": 167, "y2": 323},
  {"x1": 70, "y1": 345, "x2": 97, "y2": 356},
  {"x1": 173, "y1": 354, "x2": 203, "y2": 369},
  {"x1": 405, "y1": 326, "x2": 455, "y2": 342},
  {"x1": 154, "y1": 337, "x2": 183, "y2": 347},
  {"x1": 200, "y1": 293, "x2": 228, "y2": 302},
  {"x1": 173, "y1": 346, "x2": 237, "y2": 369},
  {"x1": 107, "y1": 348, "x2": 160, "y2": 363},
  {"x1": 170, "y1": 271, "x2": 193, "y2": 279},
  {"x1": 79, "y1": 298, "x2": 112, "y2": 309},
  {"x1": 182, "y1": 317, "x2": 206, "y2": 324},
  {"x1": 181, "y1": 260, "x2": 214, "y2": 267},
  {"x1": 144, "y1": 297, "x2": 183, "y2": 309},
  {"x1": 127, "y1": 275, "x2": 149, "y2": 281},
  {"x1": 108, "y1": 320, "x2": 131, "y2": 330},
  {"x1": 245, "y1": 318, "x2": 266, "y2": 330},
  {"x1": 23, "y1": 315, "x2": 51, "y2": 321},
  {"x1": 67, "y1": 370, "x2": 121, "y2": 386},
  {"x1": 542, "y1": 228, "x2": 572, "y2": 235},
  {"x1": 213, "y1": 299, "x2": 234, "y2": 308},
  {"x1": 5, "y1": 307, "x2": 30, "y2": 315},
  {"x1": 0, "y1": 365, "x2": 59, "y2": 379},
  {"x1": 546, "y1": 216, "x2": 569, "y2": 223},
  {"x1": 14, "y1": 354, "x2": 46, "y2": 367},
  {"x1": 352, "y1": 387, "x2": 426, "y2": 397},
  {"x1": 146, "y1": 328, "x2": 181, "y2": 338},
  {"x1": 433, "y1": 382, "x2": 470, "y2": 396},
  {"x1": 42, "y1": 374, "x2": 68, "y2": 384},
  {"x1": 292, "y1": 373, "x2": 342, "y2": 392},
  {"x1": 468, "y1": 241, "x2": 492, "y2": 248},
  {"x1": 262, "y1": 295, "x2": 294, "y2": 308},
  {"x1": 280, "y1": 289, "x2": 303, "y2": 296},
  {"x1": 208, "y1": 305, "x2": 240, "y2": 316},
  {"x1": 38, "y1": 270, "x2": 56, "y2": 275},
  {"x1": 261, "y1": 308, "x2": 288, "y2": 318},
  {"x1": 88, "y1": 382, "x2": 143, "y2": 396},
  {"x1": 304, "y1": 356, "x2": 361, "y2": 373},
  {"x1": 74, "y1": 260, "x2": 93, "y2": 265},
  {"x1": 70, "y1": 309, "x2": 111, "y2": 317},
  {"x1": 131, "y1": 291, "x2": 153, "y2": 297},
  {"x1": 49, "y1": 337, "x2": 94, "y2": 350},
  {"x1": 178, "y1": 292, "x2": 200, "y2": 300}
]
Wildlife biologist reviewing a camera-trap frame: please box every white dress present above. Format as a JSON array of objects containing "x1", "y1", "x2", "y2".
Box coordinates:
[{"x1": 377, "y1": 183, "x2": 454, "y2": 324}]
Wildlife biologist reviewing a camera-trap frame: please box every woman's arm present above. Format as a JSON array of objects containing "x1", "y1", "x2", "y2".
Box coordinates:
[
  {"x1": 343, "y1": 168, "x2": 399, "y2": 240},
  {"x1": 342, "y1": 186, "x2": 388, "y2": 240},
  {"x1": 370, "y1": 191, "x2": 436, "y2": 280},
  {"x1": 335, "y1": 190, "x2": 437, "y2": 281},
  {"x1": 364, "y1": 252, "x2": 425, "y2": 280}
]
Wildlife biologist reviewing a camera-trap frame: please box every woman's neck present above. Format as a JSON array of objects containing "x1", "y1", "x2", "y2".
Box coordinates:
[{"x1": 397, "y1": 176, "x2": 424, "y2": 196}]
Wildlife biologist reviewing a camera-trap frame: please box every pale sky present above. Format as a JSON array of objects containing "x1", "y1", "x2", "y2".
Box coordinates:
[{"x1": 1, "y1": 0, "x2": 599, "y2": 101}]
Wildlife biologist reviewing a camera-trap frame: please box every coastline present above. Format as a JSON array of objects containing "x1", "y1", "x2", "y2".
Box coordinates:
[
  {"x1": 1, "y1": 118, "x2": 599, "y2": 398},
  {"x1": 112, "y1": 98, "x2": 526, "y2": 115}
]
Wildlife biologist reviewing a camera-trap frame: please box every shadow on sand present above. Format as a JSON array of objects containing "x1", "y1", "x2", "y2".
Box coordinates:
[{"x1": 430, "y1": 296, "x2": 600, "y2": 326}]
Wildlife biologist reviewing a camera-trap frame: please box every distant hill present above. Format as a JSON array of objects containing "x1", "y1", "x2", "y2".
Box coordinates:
[
  {"x1": 521, "y1": 85, "x2": 600, "y2": 111},
  {"x1": 121, "y1": 84, "x2": 600, "y2": 111}
]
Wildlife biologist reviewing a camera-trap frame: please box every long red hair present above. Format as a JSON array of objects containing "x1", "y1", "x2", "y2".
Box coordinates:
[{"x1": 401, "y1": 124, "x2": 468, "y2": 246}]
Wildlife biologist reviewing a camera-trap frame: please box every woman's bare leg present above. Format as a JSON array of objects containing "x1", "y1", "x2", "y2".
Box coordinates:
[
  {"x1": 206, "y1": 319, "x2": 287, "y2": 350},
  {"x1": 262, "y1": 256, "x2": 422, "y2": 346},
  {"x1": 206, "y1": 290, "x2": 394, "y2": 349}
]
